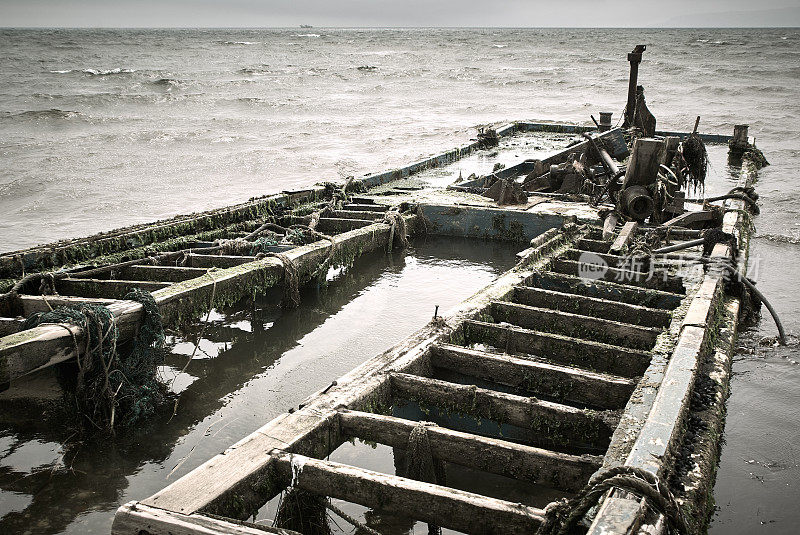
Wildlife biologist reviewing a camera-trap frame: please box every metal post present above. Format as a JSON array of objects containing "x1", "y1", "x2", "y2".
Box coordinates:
[{"x1": 624, "y1": 45, "x2": 646, "y2": 128}]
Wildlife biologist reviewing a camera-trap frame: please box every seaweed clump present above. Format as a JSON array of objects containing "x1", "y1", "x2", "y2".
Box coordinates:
[{"x1": 23, "y1": 288, "x2": 165, "y2": 432}]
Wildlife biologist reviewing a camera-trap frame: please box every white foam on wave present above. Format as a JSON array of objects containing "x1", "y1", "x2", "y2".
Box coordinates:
[{"x1": 293, "y1": 33, "x2": 321, "y2": 38}]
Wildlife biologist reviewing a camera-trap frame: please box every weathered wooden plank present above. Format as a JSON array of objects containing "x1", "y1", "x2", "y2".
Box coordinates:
[
  {"x1": 577, "y1": 238, "x2": 611, "y2": 253},
  {"x1": 271, "y1": 451, "x2": 545, "y2": 535},
  {"x1": 429, "y1": 344, "x2": 635, "y2": 409},
  {"x1": 338, "y1": 409, "x2": 601, "y2": 492},
  {"x1": 609, "y1": 221, "x2": 638, "y2": 255},
  {"x1": 17, "y1": 295, "x2": 125, "y2": 315},
  {"x1": 119, "y1": 265, "x2": 211, "y2": 282},
  {"x1": 55, "y1": 278, "x2": 171, "y2": 298},
  {"x1": 329, "y1": 210, "x2": 386, "y2": 221},
  {"x1": 342, "y1": 203, "x2": 389, "y2": 212},
  {"x1": 112, "y1": 502, "x2": 299, "y2": 535},
  {"x1": 563, "y1": 248, "x2": 654, "y2": 271},
  {"x1": 316, "y1": 217, "x2": 375, "y2": 233},
  {"x1": 550, "y1": 259, "x2": 685, "y2": 294},
  {"x1": 490, "y1": 301, "x2": 660, "y2": 350},
  {"x1": 463, "y1": 320, "x2": 652, "y2": 378},
  {"x1": 511, "y1": 286, "x2": 672, "y2": 328},
  {"x1": 186, "y1": 255, "x2": 258, "y2": 268},
  {"x1": 525, "y1": 271, "x2": 683, "y2": 310},
  {"x1": 390, "y1": 372, "x2": 617, "y2": 447}
]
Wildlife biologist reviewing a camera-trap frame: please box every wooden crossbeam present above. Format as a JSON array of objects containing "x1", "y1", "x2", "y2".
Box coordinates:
[
  {"x1": 185, "y1": 255, "x2": 258, "y2": 268},
  {"x1": 550, "y1": 259, "x2": 685, "y2": 293},
  {"x1": 390, "y1": 372, "x2": 617, "y2": 448},
  {"x1": 525, "y1": 271, "x2": 683, "y2": 310},
  {"x1": 17, "y1": 295, "x2": 124, "y2": 315},
  {"x1": 579, "y1": 238, "x2": 612, "y2": 253},
  {"x1": 55, "y1": 278, "x2": 171, "y2": 299},
  {"x1": 316, "y1": 218, "x2": 375, "y2": 233},
  {"x1": 271, "y1": 451, "x2": 545, "y2": 535},
  {"x1": 429, "y1": 344, "x2": 635, "y2": 409},
  {"x1": 112, "y1": 502, "x2": 299, "y2": 535},
  {"x1": 489, "y1": 301, "x2": 661, "y2": 350},
  {"x1": 338, "y1": 409, "x2": 600, "y2": 492},
  {"x1": 609, "y1": 221, "x2": 638, "y2": 255},
  {"x1": 329, "y1": 210, "x2": 387, "y2": 221},
  {"x1": 342, "y1": 203, "x2": 389, "y2": 212},
  {"x1": 463, "y1": 320, "x2": 651, "y2": 378},
  {"x1": 511, "y1": 286, "x2": 672, "y2": 328},
  {"x1": 119, "y1": 265, "x2": 211, "y2": 282},
  {"x1": 563, "y1": 248, "x2": 654, "y2": 270}
]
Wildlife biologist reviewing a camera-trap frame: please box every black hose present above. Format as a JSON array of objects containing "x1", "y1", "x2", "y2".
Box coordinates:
[
  {"x1": 731, "y1": 266, "x2": 787, "y2": 345},
  {"x1": 652, "y1": 238, "x2": 705, "y2": 254}
]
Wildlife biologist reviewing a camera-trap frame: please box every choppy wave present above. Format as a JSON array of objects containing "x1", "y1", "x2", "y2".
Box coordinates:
[
  {"x1": 4, "y1": 108, "x2": 82, "y2": 120},
  {"x1": 293, "y1": 33, "x2": 321, "y2": 38},
  {"x1": 755, "y1": 233, "x2": 800, "y2": 244},
  {"x1": 49, "y1": 68, "x2": 135, "y2": 76},
  {"x1": 219, "y1": 40, "x2": 259, "y2": 45},
  {"x1": 152, "y1": 78, "x2": 184, "y2": 89},
  {"x1": 239, "y1": 66, "x2": 271, "y2": 75}
]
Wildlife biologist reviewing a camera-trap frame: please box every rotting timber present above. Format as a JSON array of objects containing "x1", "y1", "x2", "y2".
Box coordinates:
[{"x1": 0, "y1": 46, "x2": 769, "y2": 534}]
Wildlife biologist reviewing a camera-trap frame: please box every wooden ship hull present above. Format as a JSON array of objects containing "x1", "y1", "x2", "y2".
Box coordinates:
[{"x1": 0, "y1": 47, "x2": 766, "y2": 535}]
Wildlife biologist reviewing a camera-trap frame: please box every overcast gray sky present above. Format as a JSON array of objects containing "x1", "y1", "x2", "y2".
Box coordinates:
[{"x1": 2, "y1": 0, "x2": 799, "y2": 28}]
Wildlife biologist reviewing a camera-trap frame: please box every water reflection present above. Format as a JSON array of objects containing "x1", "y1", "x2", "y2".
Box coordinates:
[{"x1": 0, "y1": 236, "x2": 518, "y2": 535}]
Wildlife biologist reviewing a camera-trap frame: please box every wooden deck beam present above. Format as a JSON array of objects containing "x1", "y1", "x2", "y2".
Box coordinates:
[
  {"x1": 119, "y1": 265, "x2": 211, "y2": 282},
  {"x1": 186, "y1": 255, "x2": 258, "y2": 269},
  {"x1": 55, "y1": 278, "x2": 171, "y2": 299},
  {"x1": 463, "y1": 320, "x2": 652, "y2": 378},
  {"x1": 337, "y1": 409, "x2": 601, "y2": 492},
  {"x1": 390, "y1": 372, "x2": 617, "y2": 448},
  {"x1": 511, "y1": 286, "x2": 672, "y2": 328},
  {"x1": 429, "y1": 344, "x2": 635, "y2": 409},
  {"x1": 271, "y1": 451, "x2": 545, "y2": 535},
  {"x1": 525, "y1": 271, "x2": 684, "y2": 309},
  {"x1": 112, "y1": 502, "x2": 299, "y2": 535},
  {"x1": 17, "y1": 295, "x2": 125, "y2": 315},
  {"x1": 489, "y1": 300, "x2": 661, "y2": 350},
  {"x1": 550, "y1": 259, "x2": 685, "y2": 293}
]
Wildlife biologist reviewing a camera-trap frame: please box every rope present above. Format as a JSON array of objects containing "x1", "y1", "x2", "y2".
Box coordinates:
[
  {"x1": 383, "y1": 211, "x2": 409, "y2": 251},
  {"x1": 324, "y1": 501, "x2": 383, "y2": 535},
  {"x1": 406, "y1": 421, "x2": 446, "y2": 535},
  {"x1": 268, "y1": 252, "x2": 300, "y2": 308},
  {"x1": 536, "y1": 466, "x2": 690, "y2": 535}
]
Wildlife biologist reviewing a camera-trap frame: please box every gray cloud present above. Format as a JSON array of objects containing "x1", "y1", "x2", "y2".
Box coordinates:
[{"x1": 1, "y1": 0, "x2": 799, "y2": 27}]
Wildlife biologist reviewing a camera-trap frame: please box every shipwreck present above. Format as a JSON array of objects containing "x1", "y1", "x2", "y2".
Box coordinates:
[{"x1": 0, "y1": 45, "x2": 775, "y2": 534}]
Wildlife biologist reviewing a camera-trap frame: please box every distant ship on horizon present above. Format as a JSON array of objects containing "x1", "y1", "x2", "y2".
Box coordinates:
[{"x1": 300, "y1": 24, "x2": 313, "y2": 28}]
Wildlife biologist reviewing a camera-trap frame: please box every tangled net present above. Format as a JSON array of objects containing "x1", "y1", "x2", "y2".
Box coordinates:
[
  {"x1": 680, "y1": 133, "x2": 708, "y2": 193},
  {"x1": 536, "y1": 465, "x2": 690, "y2": 535},
  {"x1": 274, "y1": 488, "x2": 332, "y2": 535},
  {"x1": 23, "y1": 288, "x2": 165, "y2": 432}
]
